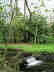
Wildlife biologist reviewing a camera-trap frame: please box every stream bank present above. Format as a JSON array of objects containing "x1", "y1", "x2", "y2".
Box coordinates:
[
  {"x1": 0, "y1": 48, "x2": 54, "y2": 72},
  {"x1": 23, "y1": 51, "x2": 54, "y2": 61},
  {"x1": 20, "y1": 50, "x2": 54, "y2": 72}
]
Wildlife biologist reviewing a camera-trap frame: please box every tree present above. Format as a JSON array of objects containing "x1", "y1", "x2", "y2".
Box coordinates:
[
  {"x1": 0, "y1": 0, "x2": 15, "y2": 70},
  {"x1": 26, "y1": 14, "x2": 52, "y2": 44},
  {"x1": 25, "y1": 0, "x2": 50, "y2": 44},
  {"x1": 11, "y1": 0, "x2": 23, "y2": 43},
  {"x1": 51, "y1": 22, "x2": 54, "y2": 43},
  {"x1": 37, "y1": 15, "x2": 52, "y2": 44}
]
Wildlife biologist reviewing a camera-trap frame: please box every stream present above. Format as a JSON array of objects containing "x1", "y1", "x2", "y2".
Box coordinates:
[
  {"x1": 20, "y1": 60, "x2": 54, "y2": 72},
  {"x1": 0, "y1": 48, "x2": 54, "y2": 72}
]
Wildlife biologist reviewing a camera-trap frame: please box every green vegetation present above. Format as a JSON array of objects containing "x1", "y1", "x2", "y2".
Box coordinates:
[
  {"x1": 0, "y1": 14, "x2": 53, "y2": 44},
  {"x1": 0, "y1": 1, "x2": 53, "y2": 44},
  {"x1": 0, "y1": 0, "x2": 54, "y2": 71},
  {"x1": 0, "y1": 43, "x2": 54, "y2": 54}
]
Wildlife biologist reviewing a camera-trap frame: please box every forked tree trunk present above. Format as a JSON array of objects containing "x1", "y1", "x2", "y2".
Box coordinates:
[{"x1": 25, "y1": 0, "x2": 38, "y2": 44}]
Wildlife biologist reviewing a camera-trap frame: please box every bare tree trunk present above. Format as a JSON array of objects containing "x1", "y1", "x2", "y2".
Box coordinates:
[
  {"x1": 14, "y1": 0, "x2": 20, "y2": 42},
  {"x1": 35, "y1": 24, "x2": 37, "y2": 44},
  {"x1": 25, "y1": 0, "x2": 32, "y2": 20},
  {"x1": 25, "y1": 0, "x2": 30, "y2": 13},
  {"x1": 23, "y1": 0, "x2": 26, "y2": 42},
  {"x1": 15, "y1": 0, "x2": 19, "y2": 16},
  {"x1": 0, "y1": 0, "x2": 15, "y2": 70},
  {"x1": 24, "y1": 0, "x2": 26, "y2": 24}
]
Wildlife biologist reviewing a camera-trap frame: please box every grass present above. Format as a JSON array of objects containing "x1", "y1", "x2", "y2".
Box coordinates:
[{"x1": 0, "y1": 43, "x2": 54, "y2": 54}]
